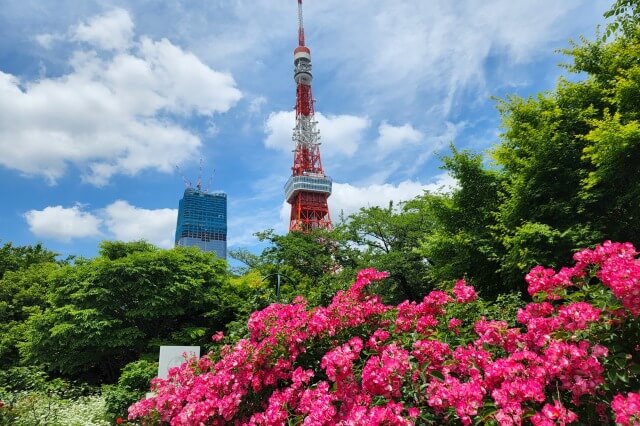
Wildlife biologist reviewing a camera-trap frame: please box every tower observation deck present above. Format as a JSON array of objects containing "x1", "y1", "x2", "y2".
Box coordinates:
[{"x1": 285, "y1": 0, "x2": 332, "y2": 232}]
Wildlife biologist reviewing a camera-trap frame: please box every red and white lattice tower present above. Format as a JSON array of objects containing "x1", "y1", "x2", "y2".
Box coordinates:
[{"x1": 284, "y1": 0, "x2": 333, "y2": 232}]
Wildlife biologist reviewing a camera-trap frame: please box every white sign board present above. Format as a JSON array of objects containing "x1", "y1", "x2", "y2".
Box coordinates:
[{"x1": 158, "y1": 346, "x2": 200, "y2": 379}]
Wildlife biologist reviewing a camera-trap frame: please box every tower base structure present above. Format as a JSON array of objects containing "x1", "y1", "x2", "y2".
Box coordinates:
[{"x1": 289, "y1": 192, "x2": 332, "y2": 231}]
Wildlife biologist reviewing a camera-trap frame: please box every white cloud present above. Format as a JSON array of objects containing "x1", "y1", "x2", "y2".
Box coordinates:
[
  {"x1": 249, "y1": 96, "x2": 267, "y2": 114},
  {"x1": 5, "y1": 0, "x2": 605, "y2": 257},
  {"x1": 103, "y1": 200, "x2": 177, "y2": 249},
  {"x1": 24, "y1": 205, "x2": 103, "y2": 242},
  {"x1": 138, "y1": 37, "x2": 241, "y2": 116},
  {"x1": 399, "y1": 121, "x2": 464, "y2": 179},
  {"x1": 264, "y1": 110, "x2": 370, "y2": 158},
  {"x1": 23, "y1": 200, "x2": 178, "y2": 247},
  {"x1": 0, "y1": 9, "x2": 242, "y2": 186},
  {"x1": 71, "y1": 8, "x2": 134, "y2": 51},
  {"x1": 278, "y1": 173, "x2": 457, "y2": 227},
  {"x1": 330, "y1": 173, "x2": 457, "y2": 219},
  {"x1": 320, "y1": 114, "x2": 371, "y2": 157},
  {"x1": 298, "y1": 0, "x2": 595, "y2": 119},
  {"x1": 375, "y1": 121, "x2": 423, "y2": 154},
  {"x1": 34, "y1": 33, "x2": 63, "y2": 49}
]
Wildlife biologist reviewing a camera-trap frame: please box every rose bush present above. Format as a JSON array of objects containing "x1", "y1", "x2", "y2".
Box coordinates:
[{"x1": 129, "y1": 241, "x2": 639, "y2": 425}]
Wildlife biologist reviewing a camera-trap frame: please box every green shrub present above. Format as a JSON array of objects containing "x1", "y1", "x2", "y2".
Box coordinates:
[
  {"x1": 0, "y1": 366, "x2": 48, "y2": 393},
  {"x1": 117, "y1": 360, "x2": 157, "y2": 391},
  {"x1": 103, "y1": 359, "x2": 157, "y2": 420}
]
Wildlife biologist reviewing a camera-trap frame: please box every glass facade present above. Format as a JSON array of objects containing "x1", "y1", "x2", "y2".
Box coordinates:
[{"x1": 174, "y1": 188, "x2": 227, "y2": 259}]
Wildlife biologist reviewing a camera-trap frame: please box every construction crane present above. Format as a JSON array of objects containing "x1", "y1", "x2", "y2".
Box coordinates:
[
  {"x1": 176, "y1": 159, "x2": 215, "y2": 192},
  {"x1": 175, "y1": 165, "x2": 192, "y2": 188}
]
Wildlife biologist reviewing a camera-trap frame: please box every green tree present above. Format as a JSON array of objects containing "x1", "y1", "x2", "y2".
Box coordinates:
[
  {"x1": 0, "y1": 255, "x2": 59, "y2": 369},
  {"x1": 604, "y1": 0, "x2": 640, "y2": 38},
  {"x1": 490, "y1": 89, "x2": 598, "y2": 291},
  {"x1": 254, "y1": 229, "x2": 340, "y2": 283},
  {"x1": 0, "y1": 242, "x2": 58, "y2": 279},
  {"x1": 417, "y1": 148, "x2": 504, "y2": 296},
  {"x1": 490, "y1": 8, "x2": 640, "y2": 290},
  {"x1": 19, "y1": 241, "x2": 232, "y2": 383},
  {"x1": 231, "y1": 228, "x2": 362, "y2": 306},
  {"x1": 344, "y1": 200, "x2": 434, "y2": 302},
  {"x1": 581, "y1": 114, "x2": 640, "y2": 243}
]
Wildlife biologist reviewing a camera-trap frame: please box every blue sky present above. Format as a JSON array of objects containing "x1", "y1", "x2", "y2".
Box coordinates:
[{"x1": 0, "y1": 0, "x2": 609, "y2": 260}]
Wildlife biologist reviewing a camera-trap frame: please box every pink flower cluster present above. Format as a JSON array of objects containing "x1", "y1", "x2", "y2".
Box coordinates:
[
  {"x1": 427, "y1": 375, "x2": 485, "y2": 425},
  {"x1": 129, "y1": 243, "x2": 640, "y2": 425},
  {"x1": 612, "y1": 392, "x2": 640, "y2": 426},
  {"x1": 527, "y1": 240, "x2": 640, "y2": 317},
  {"x1": 453, "y1": 279, "x2": 478, "y2": 303},
  {"x1": 530, "y1": 400, "x2": 577, "y2": 426},
  {"x1": 556, "y1": 302, "x2": 600, "y2": 331},
  {"x1": 321, "y1": 337, "x2": 363, "y2": 383},
  {"x1": 362, "y1": 343, "x2": 410, "y2": 398}
]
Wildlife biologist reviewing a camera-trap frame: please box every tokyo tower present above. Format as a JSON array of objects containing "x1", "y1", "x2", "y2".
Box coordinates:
[{"x1": 284, "y1": 0, "x2": 333, "y2": 232}]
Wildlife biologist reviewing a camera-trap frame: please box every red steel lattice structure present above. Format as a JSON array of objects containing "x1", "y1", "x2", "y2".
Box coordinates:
[{"x1": 284, "y1": 0, "x2": 333, "y2": 232}]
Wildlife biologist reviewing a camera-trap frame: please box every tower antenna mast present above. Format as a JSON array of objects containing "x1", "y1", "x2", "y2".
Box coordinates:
[
  {"x1": 284, "y1": 0, "x2": 333, "y2": 232},
  {"x1": 297, "y1": 0, "x2": 305, "y2": 47}
]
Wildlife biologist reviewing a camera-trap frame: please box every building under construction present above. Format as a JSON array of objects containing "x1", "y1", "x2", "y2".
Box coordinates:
[{"x1": 174, "y1": 186, "x2": 227, "y2": 259}]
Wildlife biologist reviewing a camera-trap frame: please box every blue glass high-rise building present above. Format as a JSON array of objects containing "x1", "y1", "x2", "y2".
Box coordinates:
[{"x1": 174, "y1": 188, "x2": 227, "y2": 259}]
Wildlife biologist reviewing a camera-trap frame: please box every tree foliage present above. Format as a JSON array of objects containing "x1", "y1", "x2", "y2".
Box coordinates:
[
  {"x1": 415, "y1": 148, "x2": 504, "y2": 296},
  {"x1": 0, "y1": 242, "x2": 58, "y2": 279},
  {"x1": 102, "y1": 359, "x2": 158, "y2": 420},
  {"x1": 343, "y1": 200, "x2": 433, "y2": 302},
  {"x1": 0, "y1": 253, "x2": 60, "y2": 369},
  {"x1": 487, "y1": 15, "x2": 640, "y2": 292},
  {"x1": 13, "y1": 241, "x2": 236, "y2": 382},
  {"x1": 604, "y1": 0, "x2": 640, "y2": 39}
]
